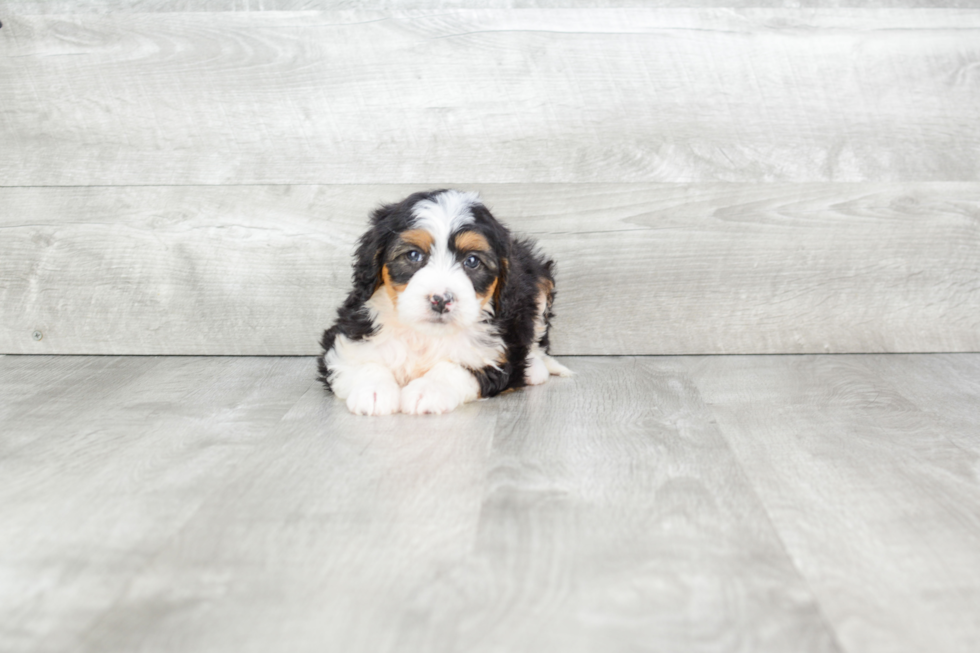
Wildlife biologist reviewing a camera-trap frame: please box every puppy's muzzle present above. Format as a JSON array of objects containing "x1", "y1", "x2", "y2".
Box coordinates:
[{"x1": 429, "y1": 292, "x2": 455, "y2": 315}]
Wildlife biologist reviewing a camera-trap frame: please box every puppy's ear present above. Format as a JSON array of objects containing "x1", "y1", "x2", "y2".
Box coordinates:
[
  {"x1": 350, "y1": 204, "x2": 397, "y2": 302},
  {"x1": 488, "y1": 226, "x2": 514, "y2": 316},
  {"x1": 493, "y1": 253, "x2": 509, "y2": 313},
  {"x1": 471, "y1": 204, "x2": 514, "y2": 316}
]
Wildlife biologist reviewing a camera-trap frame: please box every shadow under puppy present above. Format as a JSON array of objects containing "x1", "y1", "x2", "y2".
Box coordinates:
[{"x1": 319, "y1": 189, "x2": 571, "y2": 415}]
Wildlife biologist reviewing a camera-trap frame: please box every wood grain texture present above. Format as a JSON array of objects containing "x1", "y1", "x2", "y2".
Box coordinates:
[
  {"x1": 1, "y1": 9, "x2": 979, "y2": 185},
  {"x1": 385, "y1": 357, "x2": 838, "y2": 653},
  {"x1": 871, "y1": 354, "x2": 980, "y2": 457},
  {"x1": 690, "y1": 354, "x2": 980, "y2": 653},
  {"x1": 7, "y1": 1, "x2": 980, "y2": 12},
  {"x1": 0, "y1": 355, "x2": 315, "y2": 653},
  {"x1": 0, "y1": 356, "x2": 841, "y2": 653},
  {"x1": 2, "y1": 183, "x2": 978, "y2": 355}
]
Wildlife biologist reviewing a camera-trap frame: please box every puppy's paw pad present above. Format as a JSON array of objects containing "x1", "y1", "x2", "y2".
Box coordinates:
[
  {"x1": 401, "y1": 379, "x2": 460, "y2": 415},
  {"x1": 525, "y1": 355, "x2": 550, "y2": 386},
  {"x1": 346, "y1": 381, "x2": 401, "y2": 416}
]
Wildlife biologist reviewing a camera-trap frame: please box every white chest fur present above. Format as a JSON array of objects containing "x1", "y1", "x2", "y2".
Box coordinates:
[
  {"x1": 366, "y1": 319, "x2": 501, "y2": 386},
  {"x1": 329, "y1": 290, "x2": 504, "y2": 388}
]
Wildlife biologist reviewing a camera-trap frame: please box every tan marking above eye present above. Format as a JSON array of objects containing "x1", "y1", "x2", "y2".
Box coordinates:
[
  {"x1": 454, "y1": 231, "x2": 491, "y2": 253},
  {"x1": 400, "y1": 229, "x2": 435, "y2": 254}
]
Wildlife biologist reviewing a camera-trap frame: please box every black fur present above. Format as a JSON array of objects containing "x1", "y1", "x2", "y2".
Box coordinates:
[
  {"x1": 318, "y1": 191, "x2": 440, "y2": 389},
  {"x1": 473, "y1": 235, "x2": 555, "y2": 395},
  {"x1": 318, "y1": 190, "x2": 558, "y2": 398}
]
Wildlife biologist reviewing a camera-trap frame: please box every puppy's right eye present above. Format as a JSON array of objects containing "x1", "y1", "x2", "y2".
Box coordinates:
[{"x1": 406, "y1": 250, "x2": 423, "y2": 263}]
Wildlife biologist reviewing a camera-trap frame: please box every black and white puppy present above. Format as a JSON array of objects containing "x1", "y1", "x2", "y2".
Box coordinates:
[{"x1": 318, "y1": 189, "x2": 571, "y2": 415}]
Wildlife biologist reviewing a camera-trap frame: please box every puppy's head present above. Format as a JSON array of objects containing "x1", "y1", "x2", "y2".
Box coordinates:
[{"x1": 353, "y1": 190, "x2": 508, "y2": 333}]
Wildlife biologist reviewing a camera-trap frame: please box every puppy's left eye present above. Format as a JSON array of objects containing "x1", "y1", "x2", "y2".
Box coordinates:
[
  {"x1": 463, "y1": 254, "x2": 481, "y2": 269},
  {"x1": 406, "y1": 250, "x2": 423, "y2": 263}
]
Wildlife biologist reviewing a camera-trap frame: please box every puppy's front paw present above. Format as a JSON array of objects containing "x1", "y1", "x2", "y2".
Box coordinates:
[
  {"x1": 346, "y1": 380, "x2": 402, "y2": 416},
  {"x1": 400, "y1": 378, "x2": 461, "y2": 415}
]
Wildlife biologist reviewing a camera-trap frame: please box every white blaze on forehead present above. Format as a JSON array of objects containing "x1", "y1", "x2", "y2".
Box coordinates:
[
  {"x1": 410, "y1": 190, "x2": 480, "y2": 250},
  {"x1": 400, "y1": 190, "x2": 484, "y2": 330}
]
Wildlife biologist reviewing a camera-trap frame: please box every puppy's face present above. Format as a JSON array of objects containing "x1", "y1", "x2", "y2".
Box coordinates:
[{"x1": 375, "y1": 191, "x2": 503, "y2": 333}]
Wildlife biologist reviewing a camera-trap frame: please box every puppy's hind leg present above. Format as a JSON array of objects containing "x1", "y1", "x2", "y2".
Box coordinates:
[
  {"x1": 524, "y1": 348, "x2": 573, "y2": 385},
  {"x1": 541, "y1": 353, "x2": 573, "y2": 378},
  {"x1": 527, "y1": 280, "x2": 573, "y2": 383}
]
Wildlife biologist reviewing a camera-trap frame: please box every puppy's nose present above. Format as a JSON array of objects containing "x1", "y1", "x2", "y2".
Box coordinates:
[{"x1": 429, "y1": 292, "x2": 454, "y2": 314}]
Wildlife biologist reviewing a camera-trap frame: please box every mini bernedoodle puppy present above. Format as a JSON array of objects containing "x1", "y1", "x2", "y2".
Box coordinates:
[{"x1": 318, "y1": 189, "x2": 571, "y2": 416}]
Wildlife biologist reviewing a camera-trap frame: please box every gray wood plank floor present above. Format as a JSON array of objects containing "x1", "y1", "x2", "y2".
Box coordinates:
[{"x1": 2, "y1": 354, "x2": 978, "y2": 653}]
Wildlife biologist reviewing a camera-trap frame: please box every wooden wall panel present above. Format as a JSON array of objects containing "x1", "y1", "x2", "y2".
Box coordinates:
[
  {"x1": 2, "y1": 7, "x2": 977, "y2": 354},
  {"x1": 5, "y1": 2, "x2": 979, "y2": 13},
  {"x1": 2, "y1": 183, "x2": 977, "y2": 355},
  {"x1": 1, "y1": 10, "x2": 978, "y2": 185}
]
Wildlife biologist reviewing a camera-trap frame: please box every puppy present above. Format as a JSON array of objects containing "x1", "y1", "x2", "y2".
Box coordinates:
[{"x1": 318, "y1": 189, "x2": 571, "y2": 415}]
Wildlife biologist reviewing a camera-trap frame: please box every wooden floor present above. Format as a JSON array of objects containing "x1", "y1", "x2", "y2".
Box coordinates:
[{"x1": 2, "y1": 354, "x2": 978, "y2": 653}]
